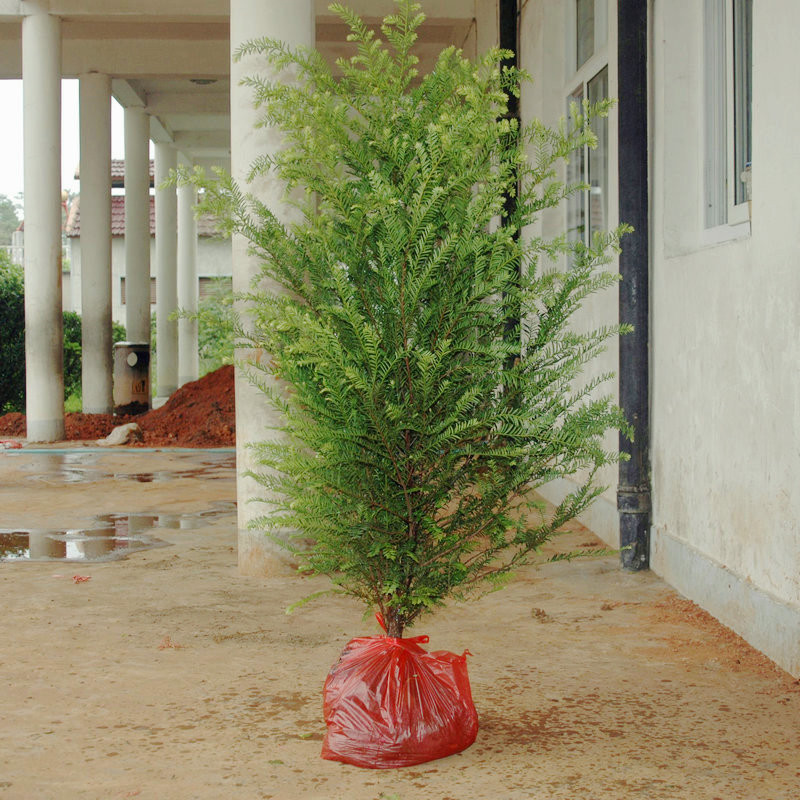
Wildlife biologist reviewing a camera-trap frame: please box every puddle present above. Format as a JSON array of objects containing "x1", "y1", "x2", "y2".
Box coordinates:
[
  {"x1": 0, "y1": 503, "x2": 236, "y2": 562},
  {"x1": 0, "y1": 526, "x2": 167, "y2": 562},
  {"x1": 7, "y1": 451, "x2": 237, "y2": 484},
  {"x1": 94, "y1": 504, "x2": 236, "y2": 531}
]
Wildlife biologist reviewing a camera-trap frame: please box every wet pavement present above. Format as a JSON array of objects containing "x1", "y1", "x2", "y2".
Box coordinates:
[
  {"x1": 5, "y1": 448, "x2": 236, "y2": 485},
  {"x1": 0, "y1": 449, "x2": 238, "y2": 563},
  {"x1": 0, "y1": 445, "x2": 798, "y2": 799},
  {"x1": 0, "y1": 504, "x2": 236, "y2": 562}
]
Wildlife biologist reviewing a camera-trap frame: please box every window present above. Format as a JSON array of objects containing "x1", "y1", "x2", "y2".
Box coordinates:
[
  {"x1": 576, "y1": 0, "x2": 595, "y2": 69},
  {"x1": 731, "y1": 0, "x2": 752, "y2": 208},
  {"x1": 704, "y1": 0, "x2": 752, "y2": 228},
  {"x1": 566, "y1": 86, "x2": 586, "y2": 248},
  {"x1": 568, "y1": 0, "x2": 608, "y2": 73},
  {"x1": 566, "y1": 1, "x2": 609, "y2": 255},
  {"x1": 199, "y1": 276, "x2": 232, "y2": 300},
  {"x1": 120, "y1": 276, "x2": 156, "y2": 305},
  {"x1": 121, "y1": 276, "x2": 232, "y2": 305},
  {"x1": 587, "y1": 66, "x2": 609, "y2": 239}
]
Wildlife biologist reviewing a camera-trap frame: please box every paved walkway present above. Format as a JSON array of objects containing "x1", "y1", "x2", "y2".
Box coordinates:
[{"x1": 0, "y1": 448, "x2": 797, "y2": 799}]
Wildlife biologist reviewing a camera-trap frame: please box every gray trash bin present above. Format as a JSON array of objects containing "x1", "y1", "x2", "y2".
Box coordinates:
[{"x1": 113, "y1": 342, "x2": 151, "y2": 415}]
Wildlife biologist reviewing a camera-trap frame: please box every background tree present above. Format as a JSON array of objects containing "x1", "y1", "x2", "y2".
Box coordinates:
[
  {"x1": 0, "y1": 193, "x2": 21, "y2": 246},
  {"x1": 189, "y1": 0, "x2": 630, "y2": 637}
]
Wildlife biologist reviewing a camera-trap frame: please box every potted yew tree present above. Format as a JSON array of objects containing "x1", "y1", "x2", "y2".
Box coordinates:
[{"x1": 189, "y1": 0, "x2": 630, "y2": 768}]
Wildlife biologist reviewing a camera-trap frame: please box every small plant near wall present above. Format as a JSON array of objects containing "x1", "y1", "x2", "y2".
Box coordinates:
[
  {"x1": 182, "y1": 0, "x2": 630, "y2": 768},
  {"x1": 172, "y1": 278, "x2": 236, "y2": 376}
]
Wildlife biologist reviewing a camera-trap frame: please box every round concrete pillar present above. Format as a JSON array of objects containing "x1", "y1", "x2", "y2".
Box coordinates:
[
  {"x1": 177, "y1": 156, "x2": 199, "y2": 387},
  {"x1": 123, "y1": 106, "x2": 152, "y2": 347},
  {"x1": 79, "y1": 72, "x2": 113, "y2": 414},
  {"x1": 154, "y1": 142, "x2": 178, "y2": 399},
  {"x1": 231, "y1": 0, "x2": 314, "y2": 575},
  {"x1": 22, "y1": 4, "x2": 64, "y2": 442}
]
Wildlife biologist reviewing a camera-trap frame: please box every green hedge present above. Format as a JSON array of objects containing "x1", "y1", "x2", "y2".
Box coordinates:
[
  {"x1": 0, "y1": 252, "x2": 25, "y2": 413},
  {"x1": 0, "y1": 253, "x2": 126, "y2": 413}
]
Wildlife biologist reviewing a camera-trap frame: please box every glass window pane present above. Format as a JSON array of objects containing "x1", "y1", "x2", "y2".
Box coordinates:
[
  {"x1": 566, "y1": 86, "x2": 586, "y2": 253},
  {"x1": 733, "y1": 0, "x2": 752, "y2": 206},
  {"x1": 577, "y1": 0, "x2": 595, "y2": 69},
  {"x1": 587, "y1": 66, "x2": 609, "y2": 241}
]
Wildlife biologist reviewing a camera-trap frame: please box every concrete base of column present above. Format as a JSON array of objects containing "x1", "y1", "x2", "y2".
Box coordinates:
[
  {"x1": 237, "y1": 528, "x2": 298, "y2": 577},
  {"x1": 26, "y1": 418, "x2": 66, "y2": 443},
  {"x1": 234, "y1": 355, "x2": 299, "y2": 574}
]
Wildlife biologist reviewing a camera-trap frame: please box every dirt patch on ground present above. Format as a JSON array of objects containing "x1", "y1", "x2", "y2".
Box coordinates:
[
  {"x1": 649, "y1": 594, "x2": 800, "y2": 692},
  {"x1": 0, "y1": 365, "x2": 235, "y2": 447}
]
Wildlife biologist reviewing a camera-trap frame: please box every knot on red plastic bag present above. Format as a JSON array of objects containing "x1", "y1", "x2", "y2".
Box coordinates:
[{"x1": 374, "y1": 612, "x2": 429, "y2": 644}]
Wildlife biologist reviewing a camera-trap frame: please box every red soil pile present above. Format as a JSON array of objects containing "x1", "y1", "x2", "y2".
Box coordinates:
[
  {"x1": 0, "y1": 365, "x2": 235, "y2": 448},
  {"x1": 139, "y1": 364, "x2": 235, "y2": 447},
  {"x1": 0, "y1": 412, "x2": 25, "y2": 437}
]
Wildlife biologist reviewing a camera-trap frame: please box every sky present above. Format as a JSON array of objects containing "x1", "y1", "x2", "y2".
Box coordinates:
[{"x1": 0, "y1": 79, "x2": 137, "y2": 205}]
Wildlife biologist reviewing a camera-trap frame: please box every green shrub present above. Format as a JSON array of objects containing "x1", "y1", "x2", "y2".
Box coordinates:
[
  {"x1": 62, "y1": 311, "x2": 83, "y2": 401},
  {"x1": 0, "y1": 259, "x2": 126, "y2": 413},
  {"x1": 63, "y1": 313, "x2": 127, "y2": 402},
  {"x1": 0, "y1": 251, "x2": 25, "y2": 413},
  {"x1": 173, "y1": 277, "x2": 236, "y2": 376},
  {"x1": 185, "y1": 1, "x2": 631, "y2": 636}
]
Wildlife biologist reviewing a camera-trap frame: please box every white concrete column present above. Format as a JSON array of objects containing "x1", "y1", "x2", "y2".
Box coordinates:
[
  {"x1": 231, "y1": 0, "x2": 314, "y2": 575},
  {"x1": 177, "y1": 154, "x2": 199, "y2": 386},
  {"x1": 22, "y1": 2, "x2": 64, "y2": 442},
  {"x1": 78, "y1": 72, "x2": 113, "y2": 413},
  {"x1": 123, "y1": 106, "x2": 151, "y2": 345},
  {"x1": 154, "y1": 142, "x2": 178, "y2": 399}
]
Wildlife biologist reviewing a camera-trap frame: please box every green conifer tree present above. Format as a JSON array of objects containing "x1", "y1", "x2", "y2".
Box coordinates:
[{"x1": 189, "y1": 0, "x2": 631, "y2": 637}]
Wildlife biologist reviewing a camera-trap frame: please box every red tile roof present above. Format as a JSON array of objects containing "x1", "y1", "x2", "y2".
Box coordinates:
[
  {"x1": 65, "y1": 196, "x2": 221, "y2": 238},
  {"x1": 73, "y1": 159, "x2": 155, "y2": 188}
]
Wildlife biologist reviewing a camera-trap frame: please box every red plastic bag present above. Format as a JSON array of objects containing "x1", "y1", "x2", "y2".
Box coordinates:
[{"x1": 321, "y1": 617, "x2": 478, "y2": 769}]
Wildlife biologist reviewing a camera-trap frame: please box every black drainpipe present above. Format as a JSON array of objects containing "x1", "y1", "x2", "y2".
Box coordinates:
[
  {"x1": 617, "y1": 0, "x2": 651, "y2": 570},
  {"x1": 499, "y1": 0, "x2": 521, "y2": 361},
  {"x1": 499, "y1": 0, "x2": 519, "y2": 121}
]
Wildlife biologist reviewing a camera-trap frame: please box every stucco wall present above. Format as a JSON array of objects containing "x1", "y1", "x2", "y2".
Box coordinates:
[
  {"x1": 519, "y1": 0, "x2": 622, "y2": 547},
  {"x1": 650, "y1": 0, "x2": 800, "y2": 674},
  {"x1": 67, "y1": 235, "x2": 232, "y2": 326}
]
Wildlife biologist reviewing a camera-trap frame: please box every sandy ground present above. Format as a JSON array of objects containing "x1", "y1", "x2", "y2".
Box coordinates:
[{"x1": 0, "y1": 446, "x2": 798, "y2": 800}]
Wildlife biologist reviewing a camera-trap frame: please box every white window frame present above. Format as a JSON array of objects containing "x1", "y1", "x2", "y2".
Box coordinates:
[
  {"x1": 565, "y1": 0, "x2": 610, "y2": 254},
  {"x1": 704, "y1": 0, "x2": 751, "y2": 230},
  {"x1": 566, "y1": 0, "x2": 608, "y2": 76},
  {"x1": 727, "y1": 0, "x2": 751, "y2": 224}
]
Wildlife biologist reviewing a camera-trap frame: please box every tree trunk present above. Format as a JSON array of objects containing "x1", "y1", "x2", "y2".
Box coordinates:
[{"x1": 384, "y1": 610, "x2": 405, "y2": 638}]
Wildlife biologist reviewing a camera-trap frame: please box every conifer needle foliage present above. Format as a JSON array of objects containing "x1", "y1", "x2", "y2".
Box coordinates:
[{"x1": 190, "y1": 1, "x2": 631, "y2": 637}]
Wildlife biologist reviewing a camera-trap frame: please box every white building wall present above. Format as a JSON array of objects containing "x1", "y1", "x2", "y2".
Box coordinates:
[
  {"x1": 67, "y1": 236, "x2": 232, "y2": 327},
  {"x1": 649, "y1": 0, "x2": 800, "y2": 675},
  {"x1": 519, "y1": 0, "x2": 622, "y2": 547}
]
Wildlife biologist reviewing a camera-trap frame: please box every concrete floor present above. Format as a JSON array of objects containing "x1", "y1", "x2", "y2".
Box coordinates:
[{"x1": 0, "y1": 447, "x2": 797, "y2": 799}]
